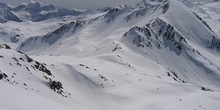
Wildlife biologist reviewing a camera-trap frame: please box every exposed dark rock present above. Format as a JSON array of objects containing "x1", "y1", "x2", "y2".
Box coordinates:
[
  {"x1": 201, "y1": 87, "x2": 212, "y2": 92},
  {"x1": 0, "y1": 44, "x2": 11, "y2": 49},
  {"x1": 48, "y1": 80, "x2": 64, "y2": 95},
  {"x1": 0, "y1": 74, "x2": 3, "y2": 80},
  {"x1": 10, "y1": 35, "x2": 20, "y2": 43},
  {"x1": 123, "y1": 18, "x2": 187, "y2": 52},
  {"x1": 34, "y1": 61, "x2": 52, "y2": 75}
]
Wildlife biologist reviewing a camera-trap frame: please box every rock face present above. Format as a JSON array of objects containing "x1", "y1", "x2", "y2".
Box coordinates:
[
  {"x1": 123, "y1": 18, "x2": 187, "y2": 52},
  {"x1": 0, "y1": 44, "x2": 11, "y2": 49}
]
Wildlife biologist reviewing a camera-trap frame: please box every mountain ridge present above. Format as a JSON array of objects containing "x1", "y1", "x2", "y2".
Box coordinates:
[
  {"x1": 1, "y1": 0, "x2": 220, "y2": 110},
  {"x1": 16, "y1": 0, "x2": 220, "y2": 89}
]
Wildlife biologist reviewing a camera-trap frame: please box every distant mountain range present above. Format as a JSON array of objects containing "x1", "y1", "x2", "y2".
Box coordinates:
[{"x1": 0, "y1": 1, "x2": 83, "y2": 23}]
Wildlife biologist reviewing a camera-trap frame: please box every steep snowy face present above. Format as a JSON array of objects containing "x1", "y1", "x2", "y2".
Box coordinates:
[
  {"x1": 163, "y1": 0, "x2": 220, "y2": 50},
  {"x1": 179, "y1": 0, "x2": 220, "y2": 48},
  {"x1": 179, "y1": 0, "x2": 220, "y2": 31}
]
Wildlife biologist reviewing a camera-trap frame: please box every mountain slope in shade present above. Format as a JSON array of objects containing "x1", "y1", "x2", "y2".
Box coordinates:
[
  {"x1": 0, "y1": 3, "x2": 22, "y2": 23},
  {"x1": 1, "y1": 0, "x2": 220, "y2": 110}
]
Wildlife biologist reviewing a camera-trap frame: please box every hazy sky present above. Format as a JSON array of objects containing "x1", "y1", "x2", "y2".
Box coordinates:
[{"x1": 0, "y1": 0, "x2": 142, "y2": 9}]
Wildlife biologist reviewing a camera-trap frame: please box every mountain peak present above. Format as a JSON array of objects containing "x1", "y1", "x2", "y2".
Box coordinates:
[
  {"x1": 114, "y1": 4, "x2": 128, "y2": 10},
  {"x1": 30, "y1": 0, "x2": 36, "y2": 3},
  {"x1": 25, "y1": 1, "x2": 47, "y2": 11},
  {"x1": 28, "y1": 0, "x2": 45, "y2": 6},
  {"x1": 140, "y1": 0, "x2": 168, "y2": 4},
  {"x1": 131, "y1": 0, "x2": 169, "y2": 10}
]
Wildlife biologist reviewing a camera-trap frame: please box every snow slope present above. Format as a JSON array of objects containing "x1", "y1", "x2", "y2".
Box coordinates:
[
  {"x1": 2, "y1": 45, "x2": 220, "y2": 110},
  {"x1": 1, "y1": 0, "x2": 220, "y2": 110}
]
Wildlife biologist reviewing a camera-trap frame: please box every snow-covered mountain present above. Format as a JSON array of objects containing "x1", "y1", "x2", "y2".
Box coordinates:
[
  {"x1": 0, "y1": 1, "x2": 84, "y2": 23},
  {"x1": 17, "y1": 0, "x2": 220, "y2": 89},
  {"x1": 1, "y1": 0, "x2": 220, "y2": 110}
]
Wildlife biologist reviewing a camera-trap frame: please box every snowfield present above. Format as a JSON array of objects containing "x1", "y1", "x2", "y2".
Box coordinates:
[{"x1": 1, "y1": 0, "x2": 220, "y2": 110}]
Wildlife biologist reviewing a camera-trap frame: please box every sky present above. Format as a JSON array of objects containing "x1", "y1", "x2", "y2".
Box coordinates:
[{"x1": 0, "y1": 0, "x2": 142, "y2": 9}]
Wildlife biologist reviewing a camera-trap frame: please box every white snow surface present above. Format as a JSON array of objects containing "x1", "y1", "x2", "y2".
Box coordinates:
[{"x1": 1, "y1": 0, "x2": 220, "y2": 110}]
